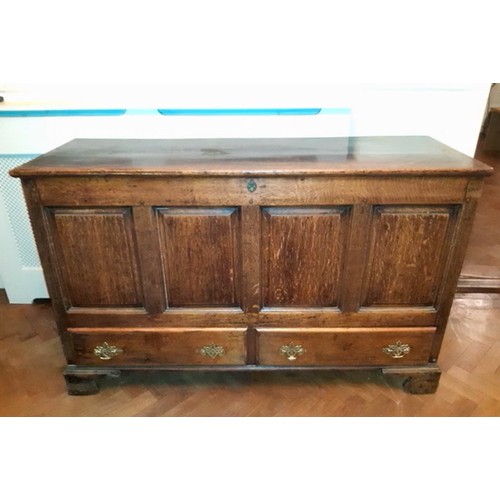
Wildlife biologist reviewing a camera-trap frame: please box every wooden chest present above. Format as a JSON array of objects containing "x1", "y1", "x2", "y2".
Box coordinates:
[{"x1": 10, "y1": 136, "x2": 492, "y2": 395}]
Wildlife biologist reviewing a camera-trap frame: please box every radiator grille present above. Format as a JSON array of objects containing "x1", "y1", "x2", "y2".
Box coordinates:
[{"x1": 0, "y1": 155, "x2": 41, "y2": 268}]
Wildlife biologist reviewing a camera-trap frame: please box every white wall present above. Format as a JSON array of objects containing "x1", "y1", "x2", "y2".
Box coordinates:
[
  {"x1": 1, "y1": 83, "x2": 489, "y2": 156},
  {"x1": 346, "y1": 84, "x2": 490, "y2": 156}
]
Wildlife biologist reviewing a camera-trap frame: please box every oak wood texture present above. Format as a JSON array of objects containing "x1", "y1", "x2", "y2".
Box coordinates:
[
  {"x1": 9, "y1": 136, "x2": 492, "y2": 395},
  {"x1": 46, "y1": 208, "x2": 143, "y2": 308},
  {"x1": 339, "y1": 204, "x2": 373, "y2": 312},
  {"x1": 69, "y1": 328, "x2": 247, "y2": 365},
  {"x1": 33, "y1": 176, "x2": 471, "y2": 207},
  {"x1": 156, "y1": 207, "x2": 241, "y2": 308},
  {"x1": 9, "y1": 136, "x2": 492, "y2": 177},
  {"x1": 261, "y1": 207, "x2": 349, "y2": 307},
  {"x1": 362, "y1": 206, "x2": 457, "y2": 307},
  {"x1": 256, "y1": 328, "x2": 435, "y2": 366},
  {"x1": 383, "y1": 365, "x2": 442, "y2": 395},
  {"x1": 240, "y1": 206, "x2": 261, "y2": 313},
  {"x1": 131, "y1": 206, "x2": 168, "y2": 314}
]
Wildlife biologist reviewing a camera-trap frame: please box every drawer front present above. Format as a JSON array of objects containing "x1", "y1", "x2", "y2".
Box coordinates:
[
  {"x1": 69, "y1": 328, "x2": 247, "y2": 365},
  {"x1": 257, "y1": 328, "x2": 435, "y2": 366}
]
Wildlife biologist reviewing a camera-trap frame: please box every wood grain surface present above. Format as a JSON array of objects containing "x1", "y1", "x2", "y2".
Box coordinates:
[
  {"x1": 46, "y1": 208, "x2": 143, "y2": 308},
  {"x1": 362, "y1": 206, "x2": 455, "y2": 307},
  {"x1": 9, "y1": 137, "x2": 492, "y2": 177},
  {"x1": 261, "y1": 207, "x2": 349, "y2": 307},
  {"x1": 69, "y1": 328, "x2": 247, "y2": 365},
  {"x1": 7, "y1": 136, "x2": 492, "y2": 396},
  {"x1": 256, "y1": 327, "x2": 435, "y2": 366},
  {"x1": 157, "y1": 207, "x2": 241, "y2": 308}
]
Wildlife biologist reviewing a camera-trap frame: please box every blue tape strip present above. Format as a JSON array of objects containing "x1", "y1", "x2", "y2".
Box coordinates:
[
  {"x1": 124, "y1": 108, "x2": 158, "y2": 115},
  {"x1": 157, "y1": 108, "x2": 326, "y2": 116},
  {"x1": 0, "y1": 154, "x2": 39, "y2": 157},
  {"x1": 0, "y1": 109, "x2": 126, "y2": 117},
  {"x1": 0, "y1": 108, "x2": 351, "y2": 117}
]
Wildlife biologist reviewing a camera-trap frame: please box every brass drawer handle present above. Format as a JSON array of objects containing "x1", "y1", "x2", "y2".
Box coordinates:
[
  {"x1": 199, "y1": 344, "x2": 225, "y2": 359},
  {"x1": 280, "y1": 342, "x2": 304, "y2": 361},
  {"x1": 382, "y1": 341, "x2": 411, "y2": 359},
  {"x1": 93, "y1": 342, "x2": 123, "y2": 360}
]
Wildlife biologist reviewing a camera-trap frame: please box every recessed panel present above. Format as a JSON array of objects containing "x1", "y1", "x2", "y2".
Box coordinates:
[
  {"x1": 362, "y1": 206, "x2": 455, "y2": 307},
  {"x1": 261, "y1": 207, "x2": 350, "y2": 307},
  {"x1": 157, "y1": 207, "x2": 241, "y2": 308},
  {"x1": 47, "y1": 208, "x2": 143, "y2": 308}
]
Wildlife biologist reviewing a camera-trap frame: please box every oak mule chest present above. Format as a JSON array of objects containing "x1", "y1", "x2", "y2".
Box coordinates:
[{"x1": 10, "y1": 136, "x2": 491, "y2": 395}]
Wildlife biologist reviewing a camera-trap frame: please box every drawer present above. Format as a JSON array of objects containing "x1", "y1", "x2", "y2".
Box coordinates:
[
  {"x1": 69, "y1": 328, "x2": 247, "y2": 365},
  {"x1": 257, "y1": 327, "x2": 436, "y2": 366}
]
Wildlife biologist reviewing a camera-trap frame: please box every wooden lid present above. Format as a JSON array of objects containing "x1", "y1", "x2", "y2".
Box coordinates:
[{"x1": 10, "y1": 136, "x2": 493, "y2": 178}]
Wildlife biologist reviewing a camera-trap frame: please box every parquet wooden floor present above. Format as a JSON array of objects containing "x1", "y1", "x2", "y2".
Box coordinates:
[
  {"x1": 1, "y1": 290, "x2": 500, "y2": 416},
  {"x1": 462, "y1": 137, "x2": 500, "y2": 278},
  {"x1": 1, "y1": 139, "x2": 500, "y2": 417}
]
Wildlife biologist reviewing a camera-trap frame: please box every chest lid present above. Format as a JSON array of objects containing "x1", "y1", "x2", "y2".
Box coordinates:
[{"x1": 9, "y1": 136, "x2": 492, "y2": 178}]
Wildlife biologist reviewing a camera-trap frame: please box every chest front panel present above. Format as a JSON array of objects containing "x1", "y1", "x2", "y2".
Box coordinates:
[
  {"x1": 38, "y1": 176, "x2": 464, "y2": 328},
  {"x1": 12, "y1": 137, "x2": 489, "y2": 395}
]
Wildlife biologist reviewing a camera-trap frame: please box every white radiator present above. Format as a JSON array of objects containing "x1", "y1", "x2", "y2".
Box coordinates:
[{"x1": 0, "y1": 155, "x2": 47, "y2": 302}]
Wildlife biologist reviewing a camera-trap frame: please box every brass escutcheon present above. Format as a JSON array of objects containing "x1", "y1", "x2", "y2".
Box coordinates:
[
  {"x1": 247, "y1": 179, "x2": 257, "y2": 193},
  {"x1": 93, "y1": 342, "x2": 123, "y2": 360},
  {"x1": 199, "y1": 344, "x2": 225, "y2": 359},
  {"x1": 279, "y1": 342, "x2": 304, "y2": 361},
  {"x1": 382, "y1": 341, "x2": 411, "y2": 359}
]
